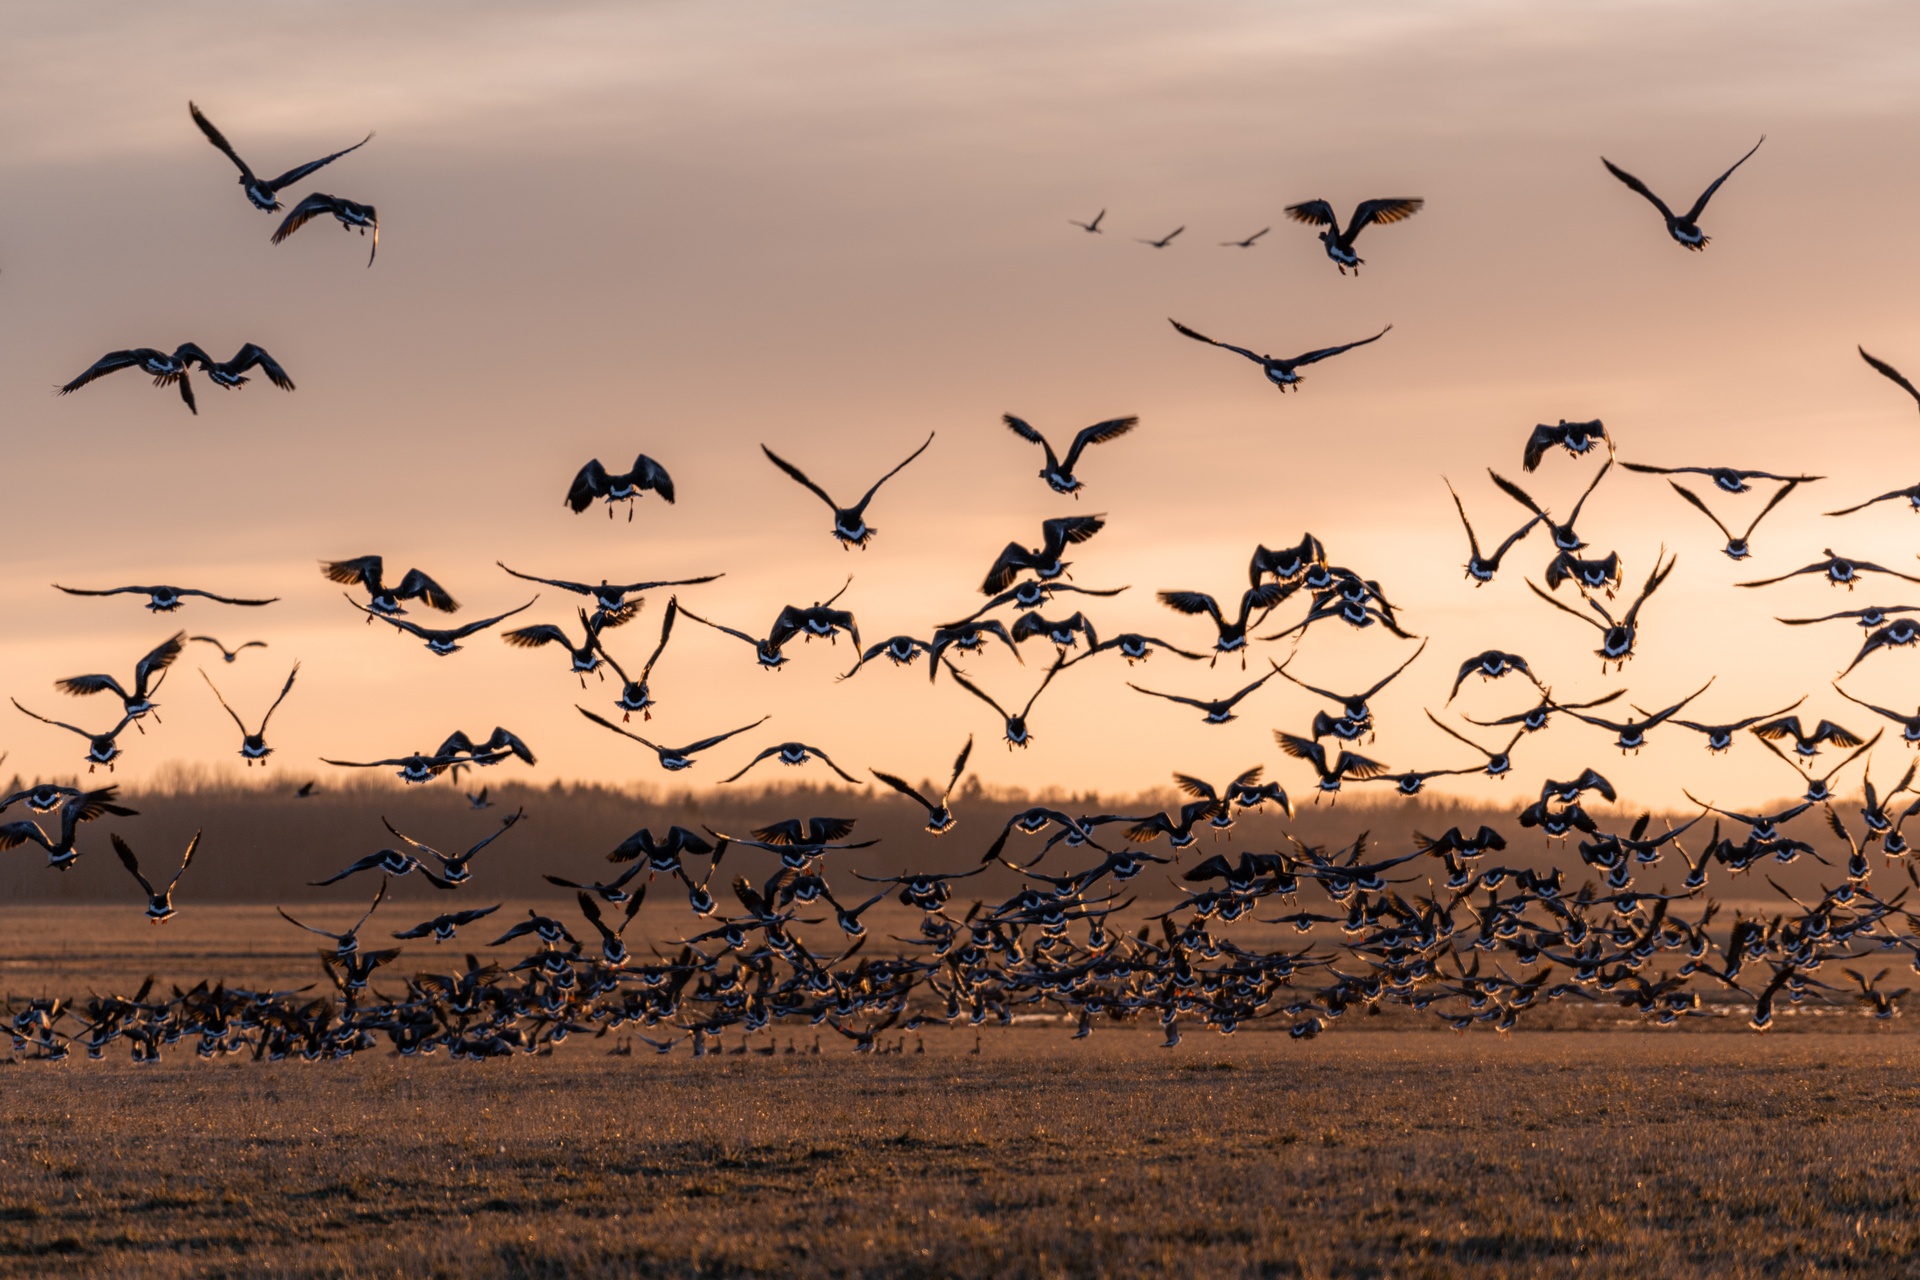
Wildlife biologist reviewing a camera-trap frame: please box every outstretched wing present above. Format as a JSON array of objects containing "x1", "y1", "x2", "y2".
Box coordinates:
[
  {"x1": 1681, "y1": 136, "x2": 1763, "y2": 224},
  {"x1": 1345, "y1": 198, "x2": 1423, "y2": 239},
  {"x1": 1285, "y1": 325, "x2": 1392, "y2": 369},
  {"x1": 762, "y1": 445, "x2": 839, "y2": 511},
  {"x1": 1168, "y1": 319, "x2": 1263, "y2": 364},
  {"x1": 270, "y1": 193, "x2": 339, "y2": 245},
  {"x1": 261, "y1": 133, "x2": 373, "y2": 194},
  {"x1": 189, "y1": 102, "x2": 254, "y2": 179},
  {"x1": 1859, "y1": 347, "x2": 1920, "y2": 410},
  {"x1": 1283, "y1": 199, "x2": 1337, "y2": 227},
  {"x1": 1600, "y1": 157, "x2": 1675, "y2": 220},
  {"x1": 1061, "y1": 417, "x2": 1138, "y2": 473},
  {"x1": 851, "y1": 432, "x2": 935, "y2": 514}
]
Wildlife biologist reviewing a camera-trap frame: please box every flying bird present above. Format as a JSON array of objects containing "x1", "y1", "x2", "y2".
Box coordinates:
[
  {"x1": 1447, "y1": 651, "x2": 1543, "y2": 703},
  {"x1": 323, "y1": 556, "x2": 457, "y2": 618},
  {"x1": 392, "y1": 905, "x2": 502, "y2": 942},
  {"x1": 271, "y1": 193, "x2": 378, "y2": 265},
  {"x1": 1446, "y1": 480, "x2": 1540, "y2": 585},
  {"x1": 351, "y1": 597, "x2": 536, "y2": 655},
  {"x1": 720, "y1": 742, "x2": 864, "y2": 785},
  {"x1": 113, "y1": 831, "x2": 199, "y2": 923},
  {"x1": 1620, "y1": 461, "x2": 1820, "y2": 495},
  {"x1": 1600, "y1": 136, "x2": 1763, "y2": 250},
  {"x1": 1489, "y1": 459, "x2": 1612, "y2": 553},
  {"x1": 55, "y1": 632, "x2": 184, "y2": 727},
  {"x1": 189, "y1": 636, "x2": 266, "y2": 664},
  {"x1": 1664, "y1": 480, "x2": 1799, "y2": 560},
  {"x1": 946, "y1": 656, "x2": 1067, "y2": 748},
  {"x1": 495, "y1": 563, "x2": 721, "y2": 624},
  {"x1": 575, "y1": 706, "x2": 768, "y2": 771},
  {"x1": 981, "y1": 516, "x2": 1106, "y2": 594},
  {"x1": 1136, "y1": 226, "x2": 1183, "y2": 248},
  {"x1": 189, "y1": 101, "x2": 370, "y2": 212},
  {"x1": 501, "y1": 606, "x2": 633, "y2": 681},
  {"x1": 1128, "y1": 663, "x2": 1281, "y2": 725},
  {"x1": 1283, "y1": 197, "x2": 1423, "y2": 273},
  {"x1": 59, "y1": 346, "x2": 205, "y2": 413},
  {"x1": 1522, "y1": 420, "x2": 1612, "y2": 471},
  {"x1": 1068, "y1": 209, "x2": 1105, "y2": 233},
  {"x1": 566, "y1": 455, "x2": 675, "y2": 519},
  {"x1": 597, "y1": 596, "x2": 680, "y2": 720},
  {"x1": 1168, "y1": 319, "x2": 1390, "y2": 393},
  {"x1": 1273, "y1": 732, "x2": 1389, "y2": 799},
  {"x1": 1220, "y1": 227, "x2": 1270, "y2": 248},
  {"x1": 870, "y1": 737, "x2": 972, "y2": 834},
  {"x1": 53, "y1": 584, "x2": 277, "y2": 612},
  {"x1": 761, "y1": 432, "x2": 934, "y2": 548},
  {"x1": 1001, "y1": 414, "x2": 1136, "y2": 496},
  {"x1": 11, "y1": 701, "x2": 137, "y2": 771},
  {"x1": 200, "y1": 664, "x2": 298, "y2": 764},
  {"x1": 1738, "y1": 550, "x2": 1920, "y2": 590},
  {"x1": 1526, "y1": 550, "x2": 1677, "y2": 670}
]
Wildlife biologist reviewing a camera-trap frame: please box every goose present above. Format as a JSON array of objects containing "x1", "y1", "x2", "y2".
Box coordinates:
[
  {"x1": 1423, "y1": 712, "x2": 1524, "y2": 778},
  {"x1": 188, "y1": 101, "x2": 368, "y2": 211},
  {"x1": 1857, "y1": 757, "x2": 1918, "y2": 834},
  {"x1": 1273, "y1": 732, "x2": 1389, "y2": 799},
  {"x1": 1751, "y1": 715, "x2": 1866, "y2": 758},
  {"x1": 381, "y1": 809, "x2": 524, "y2": 885},
  {"x1": 980, "y1": 515, "x2": 1106, "y2": 594},
  {"x1": 870, "y1": 737, "x2": 972, "y2": 834},
  {"x1": 606, "y1": 823, "x2": 715, "y2": 870},
  {"x1": 720, "y1": 741, "x2": 864, "y2": 785},
  {"x1": 57, "y1": 344, "x2": 212, "y2": 412},
  {"x1": 495, "y1": 564, "x2": 720, "y2": 624},
  {"x1": 1136, "y1": 226, "x2": 1183, "y2": 248},
  {"x1": 946, "y1": 655, "x2": 1067, "y2": 748},
  {"x1": 680, "y1": 589, "x2": 859, "y2": 673},
  {"x1": 1525, "y1": 549, "x2": 1676, "y2": 671},
  {"x1": 1567, "y1": 681, "x2": 1713, "y2": 752},
  {"x1": 1543, "y1": 549, "x2": 1623, "y2": 595},
  {"x1": 1009, "y1": 610, "x2": 1099, "y2": 652},
  {"x1": 0, "y1": 787, "x2": 137, "y2": 869},
  {"x1": 309, "y1": 846, "x2": 450, "y2": 888},
  {"x1": 1680, "y1": 794, "x2": 1813, "y2": 845},
  {"x1": 277, "y1": 879, "x2": 387, "y2": 957},
  {"x1": 1061, "y1": 631, "x2": 1208, "y2": 668},
  {"x1": 1276, "y1": 640, "x2": 1426, "y2": 741},
  {"x1": 1754, "y1": 732, "x2": 1879, "y2": 805},
  {"x1": 391, "y1": 905, "x2": 502, "y2": 942},
  {"x1": 1002, "y1": 414, "x2": 1136, "y2": 496},
  {"x1": 1669, "y1": 697, "x2": 1807, "y2": 753},
  {"x1": 1068, "y1": 209, "x2": 1105, "y2": 233},
  {"x1": 488, "y1": 910, "x2": 578, "y2": 949},
  {"x1": 566, "y1": 454, "x2": 675, "y2": 519},
  {"x1": 1283, "y1": 197, "x2": 1423, "y2": 273},
  {"x1": 1824, "y1": 482, "x2": 1920, "y2": 517},
  {"x1": 1156, "y1": 583, "x2": 1292, "y2": 665},
  {"x1": 348, "y1": 595, "x2": 535, "y2": 655},
  {"x1": 189, "y1": 636, "x2": 266, "y2": 663},
  {"x1": 200, "y1": 664, "x2": 297, "y2": 764},
  {"x1": 1446, "y1": 651, "x2": 1543, "y2": 703},
  {"x1": 1844, "y1": 967, "x2": 1909, "y2": 1020},
  {"x1": 53, "y1": 583, "x2": 278, "y2": 612},
  {"x1": 1777, "y1": 604, "x2": 1920, "y2": 630},
  {"x1": 320, "y1": 749, "x2": 497, "y2": 783},
  {"x1": 1832, "y1": 685, "x2": 1920, "y2": 747},
  {"x1": 1839, "y1": 618, "x2": 1920, "y2": 677},
  {"x1": 11, "y1": 701, "x2": 136, "y2": 770},
  {"x1": 1365, "y1": 765, "x2": 1478, "y2": 798},
  {"x1": 592, "y1": 597, "x2": 680, "y2": 720},
  {"x1": 185, "y1": 344, "x2": 296, "y2": 395},
  {"x1": 1601, "y1": 137, "x2": 1763, "y2": 250},
  {"x1": 55, "y1": 631, "x2": 183, "y2": 727},
  {"x1": 971, "y1": 579, "x2": 1129, "y2": 616},
  {"x1": 543, "y1": 863, "x2": 645, "y2": 904},
  {"x1": 1489, "y1": 459, "x2": 1612, "y2": 553},
  {"x1": 503, "y1": 606, "x2": 634, "y2": 682},
  {"x1": 1738, "y1": 549, "x2": 1920, "y2": 590},
  {"x1": 322, "y1": 556, "x2": 457, "y2": 617},
  {"x1": 295, "y1": 781, "x2": 317, "y2": 798},
  {"x1": 1663, "y1": 480, "x2": 1799, "y2": 560},
  {"x1": 1249, "y1": 535, "x2": 1328, "y2": 586},
  {"x1": 433, "y1": 728, "x2": 535, "y2": 773},
  {"x1": 575, "y1": 706, "x2": 768, "y2": 771},
  {"x1": 0, "y1": 781, "x2": 102, "y2": 814},
  {"x1": 577, "y1": 892, "x2": 644, "y2": 965},
  {"x1": 1221, "y1": 227, "x2": 1269, "y2": 247},
  {"x1": 270, "y1": 193, "x2": 378, "y2": 265},
  {"x1": 1128, "y1": 663, "x2": 1280, "y2": 725},
  {"x1": 1169, "y1": 319, "x2": 1390, "y2": 392},
  {"x1": 762, "y1": 432, "x2": 933, "y2": 548},
  {"x1": 1622, "y1": 460, "x2": 1820, "y2": 494},
  {"x1": 1522, "y1": 420, "x2": 1612, "y2": 471},
  {"x1": 1461, "y1": 688, "x2": 1624, "y2": 735},
  {"x1": 1447, "y1": 481, "x2": 1541, "y2": 584}
]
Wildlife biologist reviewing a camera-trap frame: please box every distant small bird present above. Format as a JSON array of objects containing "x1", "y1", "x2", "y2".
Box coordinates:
[
  {"x1": 295, "y1": 781, "x2": 317, "y2": 798},
  {"x1": 1859, "y1": 346, "x2": 1920, "y2": 415},
  {"x1": 113, "y1": 831, "x2": 198, "y2": 923},
  {"x1": 1600, "y1": 137, "x2": 1763, "y2": 250},
  {"x1": 200, "y1": 664, "x2": 299, "y2": 764},
  {"x1": 1220, "y1": 228, "x2": 1269, "y2": 248},
  {"x1": 271, "y1": 193, "x2": 378, "y2": 265},
  {"x1": 1169, "y1": 319, "x2": 1390, "y2": 393},
  {"x1": 1001, "y1": 414, "x2": 1136, "y2": 496},
  {"x1": 1136, "y1": 226, "x2": 1183, "y2": 248},
  {"x1": 762, "y1": 432, "x2": 934, "y2": 548},
  {"x1": 1523, "y1": 420, "x2": 1611, "y2": 472},
  {"x1": 190, "y1": 636, "x2": 267, "y2": 663},
  {"x1": 1283, "y1": 198, "x2": 1423, "y2": 274},
  {"x1": 53, "y1": 584, "x2": 277, "y2": 612},
  {"x1": 567, "y1": 455, "x2": 675, "y2": 519},
  {"x1": 1068, "y1": 209, "x2": 1105, "y2": 233},
  {"x1": 466, "y1": 787, "x2": 490, "y2": 810},
  {"x1": 189, "y1": 101, "x2": 370, "y2": 212}
]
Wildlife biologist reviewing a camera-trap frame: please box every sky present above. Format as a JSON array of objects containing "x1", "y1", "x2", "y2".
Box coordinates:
[{"x1": 5, "y1": 0, "x2": 1920, "y2": 809}]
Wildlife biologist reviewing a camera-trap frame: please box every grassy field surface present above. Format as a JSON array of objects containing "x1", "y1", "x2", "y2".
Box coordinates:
[{"x1": 0, "y1": 1031, "x2": 1915, "y2": 1278}]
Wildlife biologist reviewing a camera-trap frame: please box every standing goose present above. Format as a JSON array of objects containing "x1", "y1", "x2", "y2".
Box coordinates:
[
  {"x1": 348, "y1": 596, "x2": 535, "y2": 655},
  {"x1": 1002, "y1": 414, "x2": 1136, "y2": 496},
  {"x1": 189, "y1": 101, "x2": 370, "y2": 212},
  {"x1": 495, "y1": 563, "x2": 722, "y2": 625},
  {"x1": 52, "y1": 584, "x2": 278, "y2": 612},
  {"x1": 575, "y1": 707, "x2": 768, "y2": 771},
  {"x1": 980, "y1": 515, "x2": 1106, "y2": 594},
  {"x1": 55, "y1": 632, "x2": 184, "y2": 728},
  {"x1": 1446, "y1": 481, "x2": 1541, "y2": 585},
  {"x1": 1283, "y1": 197, "x2": 1423, "y2": 273},
  {"x1": 322, "y1": 556, "x2": 458, "y2": 618},
  {"x1": 189, "y1": 636, "x2": 266, "y2": 664},
  {"x1": 1601, "y1": 137, "x2": 1763, "y2": 250},
  {"x1": 112, "y1": 831, "x2": 199, "y2": 923},
  {"x1": 11, "y1": 701, "x2": 136, "y2": 771},
  {"x1": 271, "y1": 193, "x2": 378, "y2": 265},
  {"x1": 946, "y1": 655, "x2": 1067, "y2": 748},
  {"x1": 1169, "y1": 319, "x2": 1390, "y2": 392},
  {"x1": 870, "y1": 737, "x2": 973, "y2": 834},
  {"x1": 200, "y1": 664, "x2": 298, "y2": 764},
  {"x1": 566, "y1": 454, "x2": 675, "y2": 519},
  {"x1": 1664, "y1": 480, "x2": 1799, "y2": 560},
  {"x1": 762, "y1": 432, "x2": 934, "y2": 548}
]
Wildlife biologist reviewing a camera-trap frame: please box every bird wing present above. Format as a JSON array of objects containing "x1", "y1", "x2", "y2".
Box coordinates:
[
  {"x1": 851, "y1": 431, "x2": 935, "y2": 514},
  {"x1": 258, "y1": 663, "x2": 300, "y2": 733},
  {"x1": 1600, "y1": 158, "x2": 1675, "y2": 220},
  {"x1": 630, "y1": 455, "x2": 676, "y2": 503},
  {"x1": 494, "y1": 562, "x2": 590, "y2": 594},
  {"x1": 1667, "y1": 482, "x2": 1733, "y2": 541},
  {"x1": 1737, "y1": 481, "x2": 1799, "y2": 540},
  {"x1": 394, "y1": 568, "x2": 458, "y2": 612},
  {"x1": 1487, "y1": 469, "x2": 1548, "y2": 520},
  {"x1": 1859, "y1": 347, "x2": 1920, "y2": 409},
  {"x1": 1155, "y1": 590, "x2": 1223, "y2": 625},
  {"x1": 676, "y1": 607, "x2": 760, "y2": 649},
  {"x1": 679, "y1": 717, "x2": 772, "y2": 757},
  {"x1": 186, "y1": 589, "x2": 278, "y2": 606},
  {"x1": 321, "y1": 556, "x2": 381, "y2": 589},
  {"x1": 1127, "y1": 683, "x2": 1205, "y2": 710},
  {"x1": 449, "y1": 598, "x2": 536, "y2": 639},
  {"x1": 132, "y1": 632, "x2": 188, "y2": 694},
  {"x1": 1060, "y1": 416, "x2": 1137, "y2": 473},
  {"x1": 945, "y1": 665, "x2": 1010, "y2": 719},
  {"x1": 567, "y1": 460, "x2": 611, "y2": 511},
  {"x1": 1168, "y1": 319, "x2": 1265, "y2": 364},
  {"x1": 112, "y1": 834, "x2": 156, "y2": 897},
  {"x1": 1284, "y1": 325, "x2": 1393, "y2": 369},
  {"x1": 1283, "y1": 199, "x2": 1337, "y2": 226},
  {"x1": 719, "y1": 747, "x2": 780, "y2": 784},
  {"x1": 1345, "y1": 198, "x2": 1423, "y2": 240},
  {"x1": 870, "y1": 769, "x2": 934, "y2": 810},
  {"x1": 1681, "y1": 136, "x2": 1763, "y2": 224},
  {"x1": 808, "y1": 747, "x2": 865, "y2": 785},
  {"x1": 58, "y1": 352, "x2": 149, "y2": 394},
  {"x1": 270, "y1": 194, "x2": 340, "y2": 244},
  {"x1": 261, "y1": 133, "x2": 372, "y2": 194},
  {"x1": 1002, "y1": 415, "x2": 1058, "y2": 469},
  {"x1": 54, "y1": 673, "x2": 129, "y2": 699},
  {"x1": 641, "y1": 598, "x2": 679, "y2": 678},
  {"x1": 576, "y1": 705, "x2": 662, "y2": 751},
  {"x1": 188, "y1": 102, "x2": 254, "y2": 179},
  {"x1": 501, "y1": 623, "x2": 572, "y2": 649},
  {"x1": 945, "y1": 734, "x2": 974, "y2": 795},
  {"x1": 761, "y1": 445, "x2": 839, "y2": 511}
]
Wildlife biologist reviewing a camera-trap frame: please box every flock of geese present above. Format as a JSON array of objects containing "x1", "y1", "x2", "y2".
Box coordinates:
[{"x1": 13, "y1": 118, "x2": 1920, "y2": 1062}]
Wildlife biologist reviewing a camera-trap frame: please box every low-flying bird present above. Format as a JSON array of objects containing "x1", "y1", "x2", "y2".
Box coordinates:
[
  {"x1": 1489, "y1": 460, "x2": 1612, "y2": 553},
  {"x1": 278, "y1": 880, "x2": 387, "y2": 957},
  {"x1": 323, "y1": 556, "x2": 458, "y2": 618},
  {"x1": 1601, "y1": 137, "x2": 1764, "y2": 250},
  {"x1": 189, "y1": 636, "x2": 266, "y2": 663},
  {"x1": 309, "y1": 846, "x2": 448, "y2": 888},
  {"x1": 53, "y1": 584, "x2": 277, "y2": 612},
  {"x1": 981, "y1": 515, "x2": 1106, "y2": 594},
  {"x1": 112, "y1": 831, "x2": 198, "y2": 923},
  {"x1": 1284, "y1": 197, "x2": 1423, "y2": 273},
  {"x1": 391, "y1": 905, "x2": 502, "y2": 942},
  {"x1": 871, "y1": 737, "x2": 972, "y2": 834},
  {"x1": 381, "y1": 809, "x2": 525, "y2": 886},
  {"x1": 1168, "y1": 319, "x2": 1390, "y2": 393},
  {"x1": 501, "y1": 606, "x2": 632, "y2": 682},
  {"x1": 1001, "y1": 414, "x2": 1136, "y2": 496},
  {"x1": 1136, "y1": 226, "x2": 1183, "y2": 248},
  {"x1": 1068, "y1": 209, "x2": 1105, "y2": 233},
  {"x1": 947, "y1": 656, "x2": 1067, "y2": 748},
  {"x1": 55, "y1": 632, "x2": 183, "y2": 727},
  {"x1": 1523, "y1": 420, "x2": 1612, "y2": 471},
  {"x1": 761, "y1": 432, "x2": 934, "y2": 548},
  {"x1": 566, "y1": 454, "x2": 675, "y2": 519},
  {"x1": 495, "y1": 563, "x2": 721, "y2": 624},
  {"x1": 1663, "y1": 481, "x2": 1799, "y2": 560},
  {"x1": 271, "y1": 193, "x2": 378, "y2": 265},
  {"x1": 1447, "y1": 481, "x2": 1541, "y2": 585},
  {"x1": 189, "y1": 101, "x2": 370, "y2": 212},
  {"x1": 1738, "y1": 550, "x2": 1920, "y2": 591},
  {"x1": 1858, "y1": 346, "x2": 1920, "y2": 416},
  {"x1": 11, "y1": 701, "x2": 136, "y2": 771},
  {"x1": 350, "y1": 596, "x2": 535, "y2": 655},
  {"x1": 1128, "y1": 664, "x2": 1281, "y2": 725},
  {"x1": 1220, "y1": 227, "x2": 1269, "y2": 248},
  {"x1": 200, "y1": 664, "x2": 298, "y2": 764},
  {"x1": 1526, "y1": 550, "x2": 1677, "y2": 670},
  {"x1": 575, "y1": 707, "x2": 768, "y2": 771},
  {"x1": 721, "y1": 742, "x2": 864, "y2": 785}
]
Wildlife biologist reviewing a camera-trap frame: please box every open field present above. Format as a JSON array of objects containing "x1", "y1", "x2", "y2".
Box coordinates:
[{"x1": 0, "y1": 1032, "x2": 1915, "y2": 1278}]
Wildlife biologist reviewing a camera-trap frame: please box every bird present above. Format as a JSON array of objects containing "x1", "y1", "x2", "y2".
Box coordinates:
[
  {"x1": 502, "y1": 606, "x2": 634, "y2": 682},
  {"x1": 1068, "y1": 209, "x2": 1105, "y2": 233},
  {"x1": 494, "y1": 564, "x2": 721, "y2": 625},
  {"x1": 1620, "y1": 461, "x2": 1819, "y2": 495},
  {"x1": 52, "y1": 584, "x2": 277, "y2": 612},
  {"x1": 381, "y1": 809, "x2": 525, "y2": 885},
  {"x1": 1168, "y1": 319, "x2": 1390, "y2": 393},
  {"x1": 1282, "y1": 197, "x2": 1423, "y2": 273},
  {"x1": 1824, "y1": 482, "x2": 1920, "y2": 518},
  {"x1": 392, "y1": 905, "x2": 503, "y2": 943},
  {"x1": 1446, "y1": 481, "x2": 1541, "y2": 585},
  {"x1": 322, "y1": 556, "x2": 458, "y2": 618},
  {"x1": 576, "y1": 892, "x2": 644, "y2": 965},
  {"x1": 1275, "y1": 641, "x2": 1427, "y2": 741},
  {"x1": 1525, "y1": 549, "x2": 1676, "y2": 670},
  {"x1": 465, "y1": 788, "x2": 490, "y2": 809},
  {"x1": 1423, "y1": 712, "x2": 1524, "y2": 778},
  {"x1": 185, "y1": 344, "x2": 296, "y2": 396},
  {"x1": 542, "y1": 863, "x2": 646, "y2": 904},
  {"x1": 349, "y1": 596, "x2": 536, "y2": 655},
  {"x1": 1127, "y1": 663, "x2": 1281, "y2": 725},
  {"x1": 0, "y1": 787, "x2": 137, "y2": 869},
  {"x1": 1858, "y1": 347, "x2": 1920, "y2": 416},
  {"x1": 270, "y1": 193, "x2": 378, "y2": 265},
  {"x1": 200, "y1": 664, "x2": 298, "y2": 766},
  {"x1": 1833, "y1": 686, "x2": 1920, "y2": 748},
  {"x1": 566, "y1": 455, "x2": 675, "y2": 519},
  {"x1": 58, "y1": 345, "x2": 207, "y2": 413},
  {"x1": 1839, "y1": 618, "x2": 1920, "y2": 677},
  {"x1": 1001, "y1": 414, "x2": 1136, "y2": 496},
  {"x1": 11, "y1": 701, "x2": 136, "y2": 771},
  {"x1": 1489, "y1": 460, "x2": 1612, "y2": 553},
  {"x1": 189, "y1": 636, "x2": 266, "y2": 664},
  {"x1": 1752, "y1": 716, "x2": 1866, "y2": 759},
  {"x1": 434, "y1": 728, "x2": 536, "y2": 773},
  {"x1": 720, "y1": 742, "x2": 864, "y2": 785},
  {"x1": 55, "y1": 632, "x2": 184, "y2": 728},
  {"x1": 1009, "y1": 610, "x2": 1099, "y2": 652},
  {"x1": 981, "y1": 516, "x2": 1107, "y2": 595},
  {"x1": 320, "y1": 750, "x2": 495, "y2": 784},
  {"x1": 596, "y1": 597, "x2": 681, "y2": 720},
  {"x1": 681, "y1": 590, "x2": 859, "y2": 674},
  {"x1": 1273, "y1": 733, "x2": 1389, "y2": 799},
  {"x1": 1777, "y1": 605, "x2": 1920, "y2": 630},
  {"x1": 1155, "y1": 583, "x2": 1290, "y2": 665},
  {"x1": 112, "y1": 831, "x2": 199, "y2": 923},
  {"x1": 1136, "y1": 227, "x2": 1183, "y2": 248},
  {"x1": 188, "y1": 101, "x2": 370, "y2": 212},
  {"x1": 277, "y1": 880, "x2": 387, "y2": 957},
  {"x1": 1569, "y1": 683, "x2": 1714, "y2": 752},
  {"x1": 295, "y1": 781, "x2": 317, "y2": 798},
  {"x1": 870, "y1": 737, "x2": 973, "y2": 834},
  {"x1": 1601, "y1": 137, "x2": 1763, "y2": 250},
  {"x1": 1669, "y1": 698, "x2": 1807, "y2": 754},
  {"x1": 575, "y1": 707, "x2": 768, "y2": 771},
  {"x1": 309, "y1": 847, "x2": 447, "y2": 888},
  {"x1": 1663, "y1": 480, "x2": 1799, "y2": 560},
  {"x1": 1220, "y1": 227, "x2": 1269, "y2": 248},
  {"x1": 1062, "y1": 631, "x2": 1209, "y2": 668},
  {"x1": 1447, "y1": 652, "x2": 1543, "y2": 703},
  {"x1": 947, "y1": 655, "x2": 1067, "y2": 748},
  {"x1": 1738, "y1": 551, "x2": 1920, "y2": 591},
  {"x1": 761, "y1": 432, "x2": 934, "y2": 548},
  {"x1": 1523, "y1": 421, "x2": 1612, "y2": 471}
]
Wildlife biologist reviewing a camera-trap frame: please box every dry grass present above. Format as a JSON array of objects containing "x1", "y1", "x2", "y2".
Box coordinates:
[{"x1": 0, "y1": 1031, "x2": 1914, "y2": 1278}]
